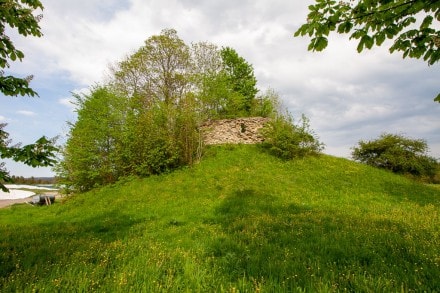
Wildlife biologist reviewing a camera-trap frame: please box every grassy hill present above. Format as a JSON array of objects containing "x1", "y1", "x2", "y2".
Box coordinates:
[{"x1": 1, "y1": 145, "x2": 439, "y2": 292}]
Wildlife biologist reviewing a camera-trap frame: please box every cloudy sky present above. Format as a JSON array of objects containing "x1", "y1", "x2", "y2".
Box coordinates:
[{"x1": 1, "y1": 0, "x2": 439, "y2": 177}]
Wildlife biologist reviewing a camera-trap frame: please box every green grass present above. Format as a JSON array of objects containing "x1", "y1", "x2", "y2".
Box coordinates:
[{"x1": 1, "y1": 145, "x2": 439, "y2": 292}]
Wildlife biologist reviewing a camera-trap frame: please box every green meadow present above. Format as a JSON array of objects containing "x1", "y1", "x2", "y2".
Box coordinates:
[{"x1": 1, "y1": 145, "x2": 439, "y2": 292}]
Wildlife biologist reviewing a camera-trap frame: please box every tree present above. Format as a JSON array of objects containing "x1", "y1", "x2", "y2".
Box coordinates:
[
  {"x1": 220, "y1": 47, "x2": 258, "y2": 115},
  {"x1": 190, "y1": 41, "x2": 226, "y2": 118},
  {"x1": 59, "y1": 85, "x2": 203, "y2": 192},
  {"x1": 110, "y1": 30, "x2": 261, "y2": 119},
  {"x1": 351, "y1": 133, "x2": 438, "y2": 179},
  {"x1": 58, "y1": 87, "x2": 128, "y2": 192},
  {"x1": 60, "y1": 30, "x2": 278, "y2": 191},
  {"x1": 142, "y1": 28, "x2": 191, "y2": 105},
  {"x1": 0, "y1": 0, "x2": 43, "y2": 96},
  {"x1": 0, "y1": 1, "x2": 58, "y2": 192},
  {"x1": 111, "y1": 28, "x2": 191, "y2": 106},
  {"x1": 294, "y1": 0, "x2": 440, "y2": 102}
]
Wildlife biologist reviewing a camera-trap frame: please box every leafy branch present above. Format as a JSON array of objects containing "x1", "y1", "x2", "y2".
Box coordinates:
[
  {"x1": 0, "y1": 124, "x2": 58, "y2": 192},
  {"x1": 294, "y1": 0, "x2": 440, "y2": 102},
  {"x1": 0, "y1": 0, "x2": 43, "y2": 97},
  {"x1": 295, "y1": 0, "x2": 439, "y2": 64}
]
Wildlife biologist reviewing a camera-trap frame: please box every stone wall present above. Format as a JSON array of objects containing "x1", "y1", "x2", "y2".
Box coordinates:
[{"x1": 201, "y1": 117, "x2": 270, "y2": 145}]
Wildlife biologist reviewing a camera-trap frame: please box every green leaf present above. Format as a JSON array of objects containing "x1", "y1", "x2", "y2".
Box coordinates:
[
  {"x1": 363, "y1": 35, "x2": 374, "y2": 50},
  {"x1": 16, "y1": 50, "x2": 24, "y2": 59},
  {"x1": 423, "y1": 48, "x2": 433, "y2": 62},
  {"x1": 294, "y1": 24, "x2": 307, "y2": 37},
  {"x1": 434, "y1": 93, "x2": 440, "y2": 103},
  {"x1": 309, "y1": 36, "x2": 328, "y2": 51},
  {"x1": 328, "y1": 11, "x2": 341, "y2": 25},
  {"x1": 375, "y1": 32, "x2": 386, "y2": 46},
  {"x1": 337, "y1": 21, "x2": 353, "y2": 34},
  {"x1": 350, "y1": 29, "x2": 365, "y2": 40},
  {"x1": 357, "y1": 35, "x2": 371, "y2": 53},
  {"x1": 384, "y1": 25, "x2": 399, "y2": 38},
  {"x1": 428, "y1": 48, "x2": 440, "y2": 65},
  {"x1": 401, "y1": 17, "x2": 416, "y2": 28},
  {"x1": 318, "y1": 24, "x2": 330, "y2": 36},
  {"x1": 420, "y1": 15, "x2": 433, "y2": 30}
]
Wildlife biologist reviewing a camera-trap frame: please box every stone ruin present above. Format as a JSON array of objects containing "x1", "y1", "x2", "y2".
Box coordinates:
[{"x1": 200, "y1": 117, "x2": 270, "y2": 145}]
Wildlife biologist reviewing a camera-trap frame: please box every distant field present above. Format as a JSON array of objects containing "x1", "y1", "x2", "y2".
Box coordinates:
[{"x1": 0, "y1": 145, "x2": 439, "y2": 292}]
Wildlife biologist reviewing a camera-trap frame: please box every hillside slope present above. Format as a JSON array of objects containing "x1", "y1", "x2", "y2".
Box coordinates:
[{"x1": 1, "y1": 145, "x2": 439, "y2": 292}]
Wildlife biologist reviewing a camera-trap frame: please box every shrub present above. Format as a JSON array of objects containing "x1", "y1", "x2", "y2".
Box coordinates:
[
  {"x1": 260, "y1": 113, "x2": 324, "y2": 160},
  {"x1": 351, "y1": 133, "x2": 438, "y2": 181}
]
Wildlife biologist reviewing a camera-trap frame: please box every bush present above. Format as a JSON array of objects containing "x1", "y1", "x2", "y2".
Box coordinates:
[
  {"x1": 351, "y1": 133, "x2": 438, "y2": 181},
  {"x1": 260, "y1": 113, "x2": 324, "y2": 160}
]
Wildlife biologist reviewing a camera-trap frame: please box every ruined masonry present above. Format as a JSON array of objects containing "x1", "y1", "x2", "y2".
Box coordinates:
[{"x1": 201, "y1": 117, "x2": 270, "y2": 145}]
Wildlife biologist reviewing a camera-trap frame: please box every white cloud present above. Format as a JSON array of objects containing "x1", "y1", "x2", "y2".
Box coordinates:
[
  {"x1": 58, "y1": 98, "x2": 75, "y2": 110},
  {"x1": 2, "y1": 0, "x2": 439, "y2": 177},
  {"x1": 17, "y1": 110, "x2": 36, "y2": 116},
  {"x1": 0, "y1": 115, "x2": 5, "y2": 121}
]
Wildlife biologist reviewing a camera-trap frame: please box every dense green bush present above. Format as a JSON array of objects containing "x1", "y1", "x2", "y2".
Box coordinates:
[
  {"x1": 260, "y1": 113, "x2": 324, "y2": 160},
  {"x1": 58, "y1": 88, "x2": 203, "y2": 192},
  {"x1": 128, "y1": 107, "x2": 180, "y2": 177},
  {"x1": 56, "y1": 87, "x2": 128, "y2": 192},
  {"x1": 351, "y1": 133, "x2": 439, "y2": 181}
]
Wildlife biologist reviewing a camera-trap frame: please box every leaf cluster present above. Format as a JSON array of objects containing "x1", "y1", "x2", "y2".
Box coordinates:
[
  {"x1": 58, "y1": 85, "x2": 202, "y2": 192},
  {"x1": 0, "y1": 123, "x2": 57, "y2": 192},
  {"x1": 260, "y1": 113, "x2": 324, "y2": 160},
  {"x1": 220, "y1": 47, "x2": 258, "y2": 114},
  {"x1": 0, "y1": 73, "x2": 37, "y2": 96},
  {"x1": 0, "y1": 0, "x2": 43, "y2": 96},
  {"x1": 295, "y1": 0, "x2": 440, "y2": 65},
  {"x1": 111, "y1": 30, "x2": 261, "y2": 119}
]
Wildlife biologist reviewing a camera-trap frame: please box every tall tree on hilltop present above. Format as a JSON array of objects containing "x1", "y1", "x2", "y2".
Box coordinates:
[
  {"x1": 220, "y1": 47, "x2": 258, "y2": 115},
  {"x1": 111, "y1": 28, "x2": 191, "y2": 106},
  {"x1": 143, "y1": 28, "x2": 191, "y2": 105},
  {"x1": 190, "y1": 41, "x2": 230, "y2": 117},
  {"x1": 111, "y1": 31, "x2": 261, "y2": 118}
]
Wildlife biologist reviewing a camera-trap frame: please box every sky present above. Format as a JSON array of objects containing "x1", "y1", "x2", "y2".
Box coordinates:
[{"x1": 1, "y1": 0, "x2": 439, "y2": 177}]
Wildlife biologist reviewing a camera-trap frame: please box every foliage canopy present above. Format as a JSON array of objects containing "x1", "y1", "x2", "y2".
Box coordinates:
[
  {"x1": 59, "y1": 29, "x2": 322, "y2": 191},
  {"x1": 351, "y1": 133, "x2": 438, "y2": 180},
  {"x1": 295, "y1": 0, "x2": 440, "y2": 64},
  {"x1": 295, "y1": 0, "x2": 440, "y2": 102},
  {"x1": 0, "y1": 0, "x2": 43, "y2": 96}
]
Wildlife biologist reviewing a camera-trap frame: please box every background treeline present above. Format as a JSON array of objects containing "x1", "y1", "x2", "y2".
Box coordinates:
[
  {"x1": 57, "y1": 29, "x2": 323, "y2": 192},
  {"x1": 9, "y1": 176, "x2": 56, "y2": 185}
]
